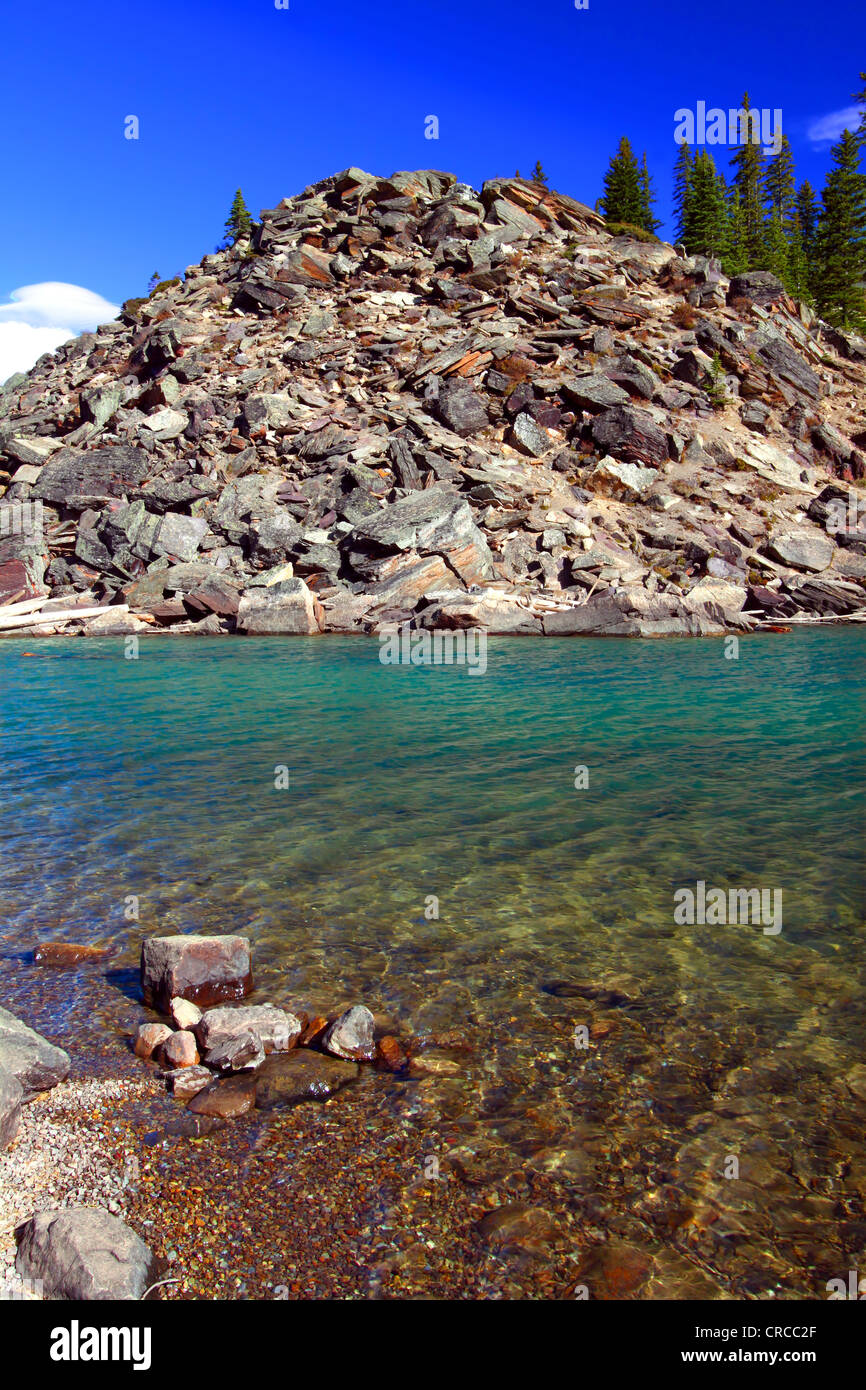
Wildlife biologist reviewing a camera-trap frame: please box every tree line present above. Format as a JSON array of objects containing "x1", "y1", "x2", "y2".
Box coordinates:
[{"x1": 599, "y1": 77, "x2": 866, "y2": 329}]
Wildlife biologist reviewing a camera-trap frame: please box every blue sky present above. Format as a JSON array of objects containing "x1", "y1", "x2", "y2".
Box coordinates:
[{"x1": 0, "y1": 0, "x2": 862, "y2": 378}]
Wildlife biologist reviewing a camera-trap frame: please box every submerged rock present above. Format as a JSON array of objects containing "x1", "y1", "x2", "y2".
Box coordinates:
[
  {"x1": 255, "y1": 1051, "x2": 359, "y2": 1109},
  {"x1": 187, "y1": 1072, "x2": 258, "y2": 1118}
]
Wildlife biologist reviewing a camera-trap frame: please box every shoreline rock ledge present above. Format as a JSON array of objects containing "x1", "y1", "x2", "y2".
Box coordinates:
[{"x1": 140, "y1": 934, "x2": 253, "y2": 1012}]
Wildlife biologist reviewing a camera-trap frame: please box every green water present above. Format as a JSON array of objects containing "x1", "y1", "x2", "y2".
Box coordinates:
[{"x1": 1, "y1": 629, "x2": 864, "y2": 1296}]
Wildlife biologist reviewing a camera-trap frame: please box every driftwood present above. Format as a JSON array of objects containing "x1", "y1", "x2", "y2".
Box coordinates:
[{"x1": 0, "y1": 604, "x2": 127, "y2": 633}]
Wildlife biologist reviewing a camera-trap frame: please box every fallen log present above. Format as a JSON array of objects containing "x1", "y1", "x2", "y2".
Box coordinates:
[{"x1": 0, "y1": 604, "x2": 128, "y2": 633}]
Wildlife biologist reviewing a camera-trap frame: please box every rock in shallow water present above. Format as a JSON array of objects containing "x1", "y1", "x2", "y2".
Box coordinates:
[
  {"x1": 162, "y1": 1030, "x2": 200, "y2": 1069},
  {"x1": 15, "y1": 1208, "x2": 157, "y2": 1300},
  {"x1": 196, "y1": 1003, "x2": 302, "y2": 1053},
  {"x1": 140, "y1": 934, "x2": 253, "y2": 1011},
  {"x1": 134, "y1": 1023, "x2": 173, "y2": 1060},
  {"x1": 0, "y1": 1006, "x2": 70, "y2": 1098},
  {"x1": 322, "y1": 1005, "x2": 376, "y2": 1062},
  {"x1": 255, "y1": 1051, "x2": 359, "y2": 1109},
  {"x1": 187, "y1": 1072, "x2": 258, "y2": 1118}
]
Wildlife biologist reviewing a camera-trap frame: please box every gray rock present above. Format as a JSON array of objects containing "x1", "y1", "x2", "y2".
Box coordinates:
[
  {"x1": 196, "y1": 1004, "x2": 302, "y2": 1054},
  {"x1": 15, "y1": 1209, "x2": 157, "y2": 1300},
  {"x1": 151, "y1": 512, "x2": 209, "y2": 563},
  {"x1": 140, "y1": 935, "x2": 253, "y2": 1012},
  {"x1": 203, "y1": 1029, "x2": 265, "y2": 1072},
  {"x1": 766, "y1": 529, "x2": 835, "y2": 573},
  {"x1": 236, "y1": 577, "x2": 320, "y2": 634},
  {"x1": 727, "y1": 271, "x2": 786, "y2": 307},
  {"x1": 0, "y1": 1064, "x2": 23, "y2": 1149},
  {"x1": 591, "y1": 405, "x2": 669, "y2": 468},
  {"x1": 0, "y1": 1007, "x2": 70, "y2": 1098},
  {"x1": 322, "y1": 1005, "x2": 376, "y2": 1062},
  {"x1": 32, "y1": 446, "x2": 150, "y2": 507},
  {"x1": 587, "y1": 456, "x2": 658, "y2": 502},
  {"x1": 561, "y1": 375, "x2": 629, "y2": 415},
  {"x1": 435, "y1": 382, "x2": 489, "y2": 437},
  {"x1": 509, "y1": 412, "x2": 552, "y2": 457}
]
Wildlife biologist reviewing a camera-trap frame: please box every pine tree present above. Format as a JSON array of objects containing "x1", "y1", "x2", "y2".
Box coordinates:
[
  {"x1": 758, "y1": 209, "x2": 790, "y2": 285},
  {"x1": 852, "y1": 72, "x2": 866, "y2": 145},
  {"x1": 685, "y1": 151, "x2": 728, "y2": 258},
  {"x1": 224, "y1": 189, "x2": 252, "y2": 246},
  {"x1": 796, "y1": 181, "x2": 819, "y2": 257},
  {"x1": 815, "y1": 128, "x2": 866, "y2": 328},
  {"x1": 723, "y1": 190, "x2": 749, "y2": 277},
  {"x1": 786, "y1": 211, "x2": 813, "y2": 303},
  {"x1": 729, "y1": 92, "x2": 765, "y2": 264},
  {"x1": 600, "y1": 137, "x2": 643, "y2": 226},
  {"x1": 763, "y1": 135, "x2": 796, "y2": 221},
  {"x1": 531, "y1": 161, "x2": 549, "y2": 187},
  {"x1": 672, "y1": 143, "x2": 693, "y2": 246},
  {"x1": 638, "y1": 153, "x2": 660, "y2": 233}
]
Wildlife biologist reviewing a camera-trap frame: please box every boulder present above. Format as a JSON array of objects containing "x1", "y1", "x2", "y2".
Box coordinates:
[
  {"x1": 140, "y1": 935, "x2": 253, "y2": 1012},
  {"x1": 236, "y1": 578, "x2": 320, "y2": 634},
  {"x1": 196, "y1": 1004, "x2": 302, "y2": 1054},
  {"x1": 322, "y1": 1005, "x2": 376, "y2": 1062},
  {"x1": 587, "y1": 456, "x2": 658, "y2": 502},
  {"x1": 766, "y1": 530, "x2": 835, "y2": 573},
  {"x1": 591, "y1": 405, "x2": 669, "y2": 468},
  {"x1": 133, "y1": 1023, "x2": 173, "y2": 1060},
  {"x1": 0, "y1": 1007, "x2": 70, "y2": 1098},
  {"x1": 0, "y1": 1064, "x2": 23, "y2": 1149},
  {"x1": 15, "y1": 1209, "x2": 157, "y2": 1300},
  {"x1": 165, "y1": 1065, "x2": 212, "y2": 1101},
  {"x1": 151, "y1": 513, "x2": 209, "y2": 563},
  {"x1": 560, "y1": 374, "x2": 629, "y2": 414},
  {"x1": 727, "y1": 271, "x2": 786, "y2": 307},
  {"x1": 32, "y1": 446, "x2": 150, "y2": 508},
  {"x1": 255, "y1": 1051, "x2": 359, "y2": 1109},
  {"x1": 169, "y1": 997, "x2": 202, "y2": 1031},
  {"x1": 435, "y1": 382, "x2": 489, "y2": 437}
]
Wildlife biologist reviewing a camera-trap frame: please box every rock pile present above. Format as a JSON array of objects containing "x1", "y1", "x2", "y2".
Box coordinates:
[
  {"x1": 1, "y1": 167, "x2": 865, "y2": 638},
  {"x1": 134, "y1": 934, "x2": 408, "y2": 1120}
]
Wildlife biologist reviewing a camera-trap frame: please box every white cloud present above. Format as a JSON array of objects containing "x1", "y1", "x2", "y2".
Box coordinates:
[
  {"x1": 0, "y1": 282, "x2": 120, "y2": 385},
  {"x1": 807, "y1": 106, "x2": 865, "y2": 146}
]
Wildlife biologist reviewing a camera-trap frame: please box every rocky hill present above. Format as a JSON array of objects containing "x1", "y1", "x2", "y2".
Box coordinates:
[{"x1": 1, "y1": 167, "x2": 865, "y2": 638}]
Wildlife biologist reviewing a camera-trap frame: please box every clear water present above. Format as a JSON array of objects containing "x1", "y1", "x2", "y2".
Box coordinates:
[{"x1": 1, "y1": 629, "x2": 864, "y2": 1296}]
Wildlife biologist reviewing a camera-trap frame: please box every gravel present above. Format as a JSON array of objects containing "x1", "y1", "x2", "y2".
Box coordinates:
[{"x1": 0, "y1": 1077, "x2": 158, "y2": 1298}]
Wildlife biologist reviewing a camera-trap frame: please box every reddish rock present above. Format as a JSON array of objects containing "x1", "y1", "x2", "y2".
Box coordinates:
[
  {"x1": 133, "y1": 1023, "x2": 173, "y2": 1060},
  {"x1": 34, "y1": 943, "x2": 109, "y2": 967},
  {"x1": 187, "y1": 1073, "x2": 257, "y2": 1118},
  {"x1": 162, "y1": 1031, "x2": 200, "y2": 1069},
  {"x1": 375, "y1": 1035, "x2": 409, "y2": 1073},
  {"x1": 298, "y1": 1015, "x2": 329, "y2": 1047},
  {"x1": 140, "y1": 935, "x2": 253, "y2": 1012}
]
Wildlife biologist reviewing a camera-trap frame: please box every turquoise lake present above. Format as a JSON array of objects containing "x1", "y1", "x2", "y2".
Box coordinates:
[{"x1": 0, "y1": 628, "x2": 864, "y2": 1296}]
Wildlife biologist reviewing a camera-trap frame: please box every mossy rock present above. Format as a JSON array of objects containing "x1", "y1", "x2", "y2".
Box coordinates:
[{"x1": 605, "y1": 222, "x2": 660, "y2": 244}]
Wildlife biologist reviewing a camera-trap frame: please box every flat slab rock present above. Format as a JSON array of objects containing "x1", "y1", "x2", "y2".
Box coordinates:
[
  {"x1": 255, "y1": 1051, "x2": 359, "y2": 1109},
  {"x1": 0, "y1": 1006, "x2": 70, "y2": 1098},
  {"x1": 15, "y1": 1208, "x2": 157, "y2": 1300},
  {"x1": 140, "y1": 934, "x2": 253, "y2": 1012}
]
